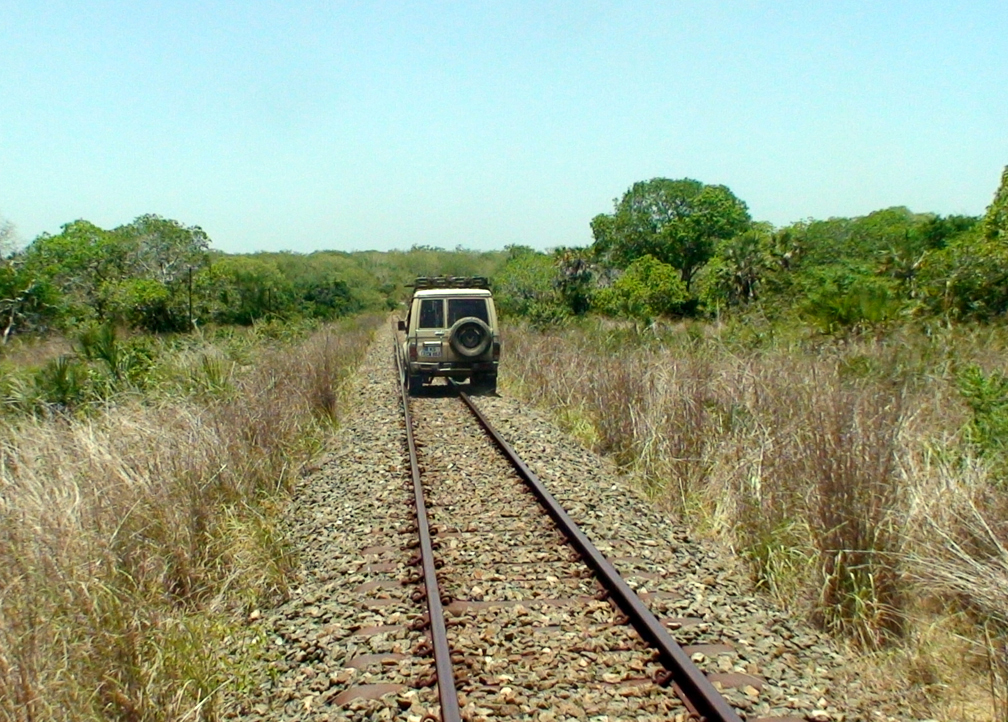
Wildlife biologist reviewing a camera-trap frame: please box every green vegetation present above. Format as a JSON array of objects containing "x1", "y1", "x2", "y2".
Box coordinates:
[
  {"x1": 590, "y1": 177, "x2": 751, "y2": 290},
  {"x1": 487, "y1": 165, "x2": 1008, "y2": 721},
  {"x1": 1, "y1": 218, "x2": 508, "y2": 338},
  {"x1": 957, "y1": 364, "x2": 1008, "y2": 478},
  {"x1": 0, "y1": 316, "x2": 380, "y2": 721},
  {"x1": 7, "y1": 165, "x2": 1005, "y2": 345},
  {"x1": 0, "y1": 210, "x2": 513, "y2": 720},
  {"x1": 493, "y1": 169, "x2": 1008, "y2": 338},
  {"x1": 594, "y1": 254, "x2": 688, "y2": 324},
  {"x1": 3, "y1": 161, "x2": 1007, "y2": 720},
  {"x1": 502, "y1": 318, "x2": 1008, "y2": 719}
]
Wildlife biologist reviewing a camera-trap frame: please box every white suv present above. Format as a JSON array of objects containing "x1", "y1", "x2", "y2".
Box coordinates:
[{"x1": 397, "y1": 277, "x2": 501, "y2": 395}]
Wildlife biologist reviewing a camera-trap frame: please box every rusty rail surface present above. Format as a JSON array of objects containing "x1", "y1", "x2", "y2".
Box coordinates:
[
  {"x1": 396, "y1": 351, "x2": 462, "y2": 722},
  {"x1": 459, "y1": 390, "x2": 744, "y2": 722}
]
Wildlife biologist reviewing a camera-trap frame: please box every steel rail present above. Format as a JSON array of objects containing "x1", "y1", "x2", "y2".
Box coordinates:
[
  {"x1": 459, "y1": 390, "x2": 744, "y2": 722},
  {"x1": 396, "y1": 351, "x2": 462, "y2": 722}
]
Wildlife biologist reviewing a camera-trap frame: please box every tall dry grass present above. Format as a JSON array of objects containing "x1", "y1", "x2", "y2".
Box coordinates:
[
  {"x1": 0, "y1": 316, "x2": 379, "y2": 721},
  {"x1": 503, "y1": 319, "x2": 1008, "y2": 719}
]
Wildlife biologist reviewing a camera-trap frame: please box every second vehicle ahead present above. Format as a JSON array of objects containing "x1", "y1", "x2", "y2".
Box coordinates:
[{"x1": 397, "y1": 276, "x2": 501, "y2": 395}]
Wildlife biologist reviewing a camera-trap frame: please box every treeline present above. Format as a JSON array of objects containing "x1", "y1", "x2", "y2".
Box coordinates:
[
  {"x1": 495, "y1": 167, "x2": 1008, "y2": 332},
  {"x1": 0, "y1": 217, "x2": 507, "y2": 337},
  {"x1": 5, "y1": 165, "x2": 1006, "y2": 339}
]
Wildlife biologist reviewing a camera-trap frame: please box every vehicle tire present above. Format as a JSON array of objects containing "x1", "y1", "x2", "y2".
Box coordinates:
[
  {"x1": 407, "y1": 374, "x2": 424, "y2": 396},
  {"x1": 448, "y1": 317, "x2": 492, "y2": 358}
]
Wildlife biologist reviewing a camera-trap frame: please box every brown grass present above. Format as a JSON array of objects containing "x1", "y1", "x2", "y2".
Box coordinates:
[
  {"x1": 0, "y1": 315, "x2": 379, "y2": 721},
  {"x1": 502, "y1": 318, "x2": 1008, "y2": 720}
]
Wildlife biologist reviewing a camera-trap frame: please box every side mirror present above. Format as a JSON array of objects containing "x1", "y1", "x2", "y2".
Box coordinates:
[{"x1": 397, "y1": 319, "x2": 406, "y2": 331}]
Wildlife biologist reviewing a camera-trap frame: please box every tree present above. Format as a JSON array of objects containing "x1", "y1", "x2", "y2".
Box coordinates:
[
  {"x1": 553, "y1": 247, "x2": 594, "y2": 315},
  {"x1": 0, "y1": 216, "x2": 61, "y2": 339},
  {"x1": 0, "y1": 262, "x2": 60, "y2": 340},
  {"x1": 493, "y1": 246, "x2": 562, "y2": 317},
  {"x1": 22, "y1": 220, "x2": 127, "y2": 321},
  {"x1": 917, "y1": 214, "x2": 978, "y2": 251},
  {"x1": 705, "y1": 226, "x2": 774, "y2": 306},
  {"x1": 914, "y1": 169, "x2": 1008, "y2": 320},
  {"x1": 0, "y1": 216, "x2": 16, "y2": 254},
  {"x1": 296, "y1": 277, "x2": 359, "y2": 319},
  {"x1": 21, "y1": 215, "x2": 212, "y2": 330},
  {"x1": 983, "y1": 165, "x2": 1008, "y2": 242},
  {"x1": 591, "y1": 178, "x2": 751, "y2": 290},
  {"x1": 113, "y1": 214, "x2": 210, "y2": 284}
]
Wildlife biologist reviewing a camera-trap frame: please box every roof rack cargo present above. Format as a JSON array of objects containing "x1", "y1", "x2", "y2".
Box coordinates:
[{"x1": 411, "y1": 276, "x2": 490, "y2": 290}]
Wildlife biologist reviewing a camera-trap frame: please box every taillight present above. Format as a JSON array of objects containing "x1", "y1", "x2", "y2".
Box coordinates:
[
  {"x1": 492, "y1": 341, "x2": 500, "y2": 360},
  {"x1": 408, "y1": 341, "x2": 417, "y2": 361}
]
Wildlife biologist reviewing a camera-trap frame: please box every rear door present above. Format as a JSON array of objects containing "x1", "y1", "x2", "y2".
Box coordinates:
[
  {"x1": 414, "y1": 297, "x2": 446, "y2": 360},
  {"x1": 445, "y1": 297, "x2": 491, "y2": 360}
]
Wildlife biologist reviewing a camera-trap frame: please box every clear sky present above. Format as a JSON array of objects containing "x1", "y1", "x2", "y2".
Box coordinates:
[{"x1": 2, "y1": 1, "x2": 1006, "y2": 253}]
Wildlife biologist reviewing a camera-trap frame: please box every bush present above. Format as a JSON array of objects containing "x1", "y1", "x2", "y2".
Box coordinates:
[
  {"x1": 957, "y1": 364, "x2": 1008, "y2": 473},
  {"x1": 526, "y1": 301, "x2": 570, "y2": 330},
  {"x1": 918, "y1": 233, "x2": 1008, "y2": 320},
  {"x1": 493, "y1": 247, "x2": 561, "y2": 318},
  {"x1": 800, "y1": 273, "x2": 903, "y2": 335},
  {"x1": 102, "y1": 278, "x2": 190, "y2": 333},
  {"x1": 34, "y1": 355, "x2": 90, "y2": 408},
  {"x1": 595, "y1": 254, "x2": 688, "y2": 323}
]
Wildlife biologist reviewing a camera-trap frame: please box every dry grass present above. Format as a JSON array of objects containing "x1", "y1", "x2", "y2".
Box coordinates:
[
  {"x1": 0, "y1": 315, "x2": 379, "y2": 721},
  {"x1": 502, "y1": 318, "x2": 1008, "y2": 720},
  {"x1": 0, "y1": 334, "x2": 74, "y2": 367}
]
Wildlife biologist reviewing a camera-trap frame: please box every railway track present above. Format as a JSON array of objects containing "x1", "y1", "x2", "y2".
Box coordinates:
[
  {"x1": 395, "y1": 352, "x2": 802, "y2": 722},
  {"x1": 231, "y1": 340, "x2": 868, "y2": 721}
]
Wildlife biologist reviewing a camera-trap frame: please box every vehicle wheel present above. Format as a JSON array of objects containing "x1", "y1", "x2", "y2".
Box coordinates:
[
  {"x1": 407, "y1": 374, "x2": 424, "y2": 396},
  {"x1": 448, "y1": 317, "x2": 492, "y2": 358}
]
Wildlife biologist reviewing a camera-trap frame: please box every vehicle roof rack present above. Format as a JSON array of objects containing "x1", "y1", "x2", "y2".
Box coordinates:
[{"x1": 411, "y1": 276, "x2": 490, "y2": 290}]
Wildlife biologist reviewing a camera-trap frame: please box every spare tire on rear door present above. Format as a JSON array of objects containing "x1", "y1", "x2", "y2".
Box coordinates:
[{"x1": 447, "y1": 316, "x2": 492, "y2": 358}]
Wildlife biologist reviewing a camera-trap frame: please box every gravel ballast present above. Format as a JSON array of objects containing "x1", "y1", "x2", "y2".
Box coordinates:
[{"x1": 225, "y1": 333, "x2": 922, "y2": 722}]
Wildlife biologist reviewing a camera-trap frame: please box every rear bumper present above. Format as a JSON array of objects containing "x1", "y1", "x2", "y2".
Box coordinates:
[{"x1": 407, "y1": 360, "x2": 498, "y2": 378}]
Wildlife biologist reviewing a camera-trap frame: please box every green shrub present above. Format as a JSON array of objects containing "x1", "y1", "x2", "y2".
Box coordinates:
[
  {"x1": 102, "y1": 278, "x2": 190, "y2": 333},
  {"x1": 526, "y1": 301, "x2": 570, "y2": 330},
  {"x1": 595, "y1": 254, "x2": 688, "y2": 323},
  {"x1": 35, "y1": 356, "x2": 90, "y2": 409},
  {"x1": 801, "y1": 275, "x2": 903, "y2": 335},
  {"x1": 77, "y1": 323, "x2": 123, "y2": 376},
  {"x1": 493, "y1": 247, "x2": 561, "y2": 317},
  {"x1": 918, "y1": 233, "x2": 1008, "y2": 320},
  {"x1": 957, "y1": 365, "x2": 1008, "y2": 471},
  {"x1": 76, "y1": 324, "x2": 162, "y2": 390}
]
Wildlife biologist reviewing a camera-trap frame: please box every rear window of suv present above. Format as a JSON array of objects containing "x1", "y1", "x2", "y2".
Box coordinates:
[
  {"x1": 447, "y1": 298, "x2": 489, "y2": 325},
  {"x1": 418, "y1": 299, "x2": 444, "y2": 328},
  {"x1": 417, "y1": 297, "x2": 489, "y2": 328}
]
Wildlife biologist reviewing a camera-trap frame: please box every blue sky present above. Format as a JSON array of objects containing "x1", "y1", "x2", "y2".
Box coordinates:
[{"x1": 1, "y1": 1, "x2": 1005, "y2": 253}]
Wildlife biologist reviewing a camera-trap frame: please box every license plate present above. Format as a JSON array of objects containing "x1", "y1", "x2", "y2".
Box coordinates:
[{"x1": 420, "y1": 343, "x2": 441, "y2": 357}]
